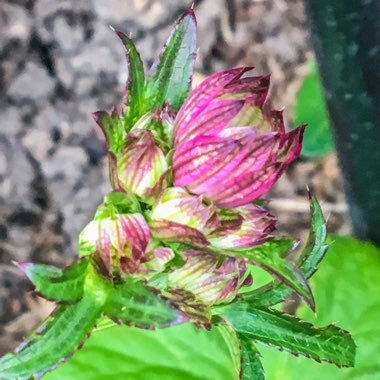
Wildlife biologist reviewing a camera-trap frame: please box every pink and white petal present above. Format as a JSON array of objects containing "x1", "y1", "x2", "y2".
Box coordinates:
[
  {"x1": 117, "y1": 132, "x2": 168, "y2": 197},
  {"x1": 224, "y1": 74, "x2": 270, "y2": 95},
  {"x1": 173, "y1": 135, "x2": 239, "y2": 187},
  {"x1": 144, "y1": 247, "x2": 175, "y2": 272},
  {"x1": 228, "y1": 97, "x2": 272, "y2": 132},
  {"x1": 174, "y1": 67, "x2": 251, "y2": 141},
  {"x1": 153, "y1": 247, "x2": 175, "y2": 267},
  {"x1": 199, "y1": 133, "x2": 277, "y2": 198},
  {"x1": 211, "y1": 163, "x2": 283, "y2": 208},
  {"x1": 152, "y1": 187, "x2": 211, "y2": 230},
  {"x1": 278, "y1": 124, "x2": 306, "y2": 164},
  {"x1": 185, "y1": 139, "x2": 256, "y2": 194},
  {"x1": 152, "y1": 219, "x2": 209, "y2": 247},
  {"x1": 168, "y1": 250, "x2": 217, "y2": 287},
  {"x1": 175, "y1": 98, "x2": 244, "y2": 145},
  {"x1": 118, "y1": 214, "x2": 150, "y2": 260}
]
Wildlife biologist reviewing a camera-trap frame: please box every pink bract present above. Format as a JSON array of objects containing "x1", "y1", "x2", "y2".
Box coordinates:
[{"x1": 173, "y1": 68, "x2": 305, "y2": 208}]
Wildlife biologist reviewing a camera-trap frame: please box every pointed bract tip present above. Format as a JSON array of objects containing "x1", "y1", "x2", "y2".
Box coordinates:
[
  {"x1": 109, "y1": 25, "x2": 116, "y2": 32},
  {"x1": 309, "y1": 298, "x2": 316, "y2": 313},
  {"x1": 179, "y1": 8, "x2": 197, "y2": 24},
  {"x1": 240, "y1": 66, "x2": 255, "y2": 74},
  {"x1": 112, "y1": 28, "x2": 127, "y2": 41},
  {"x1": 92, "y1": 110, "x2": 107, "y2": 123},
  {"x1": 16, "y1": 261, "x2": 33, "y2": 275},
  {"x1": 306, "y1": 184, "x2": 312, "y2": 200}
]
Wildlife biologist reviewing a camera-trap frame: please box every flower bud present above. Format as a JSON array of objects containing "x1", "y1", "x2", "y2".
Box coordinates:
[
  {"x1": 151, "y1": 187, "x2": 211, "y2": 246},
  {"x1": 173, "y1": 68, "x2": 305, "y2": 208},
  {"x1": 79, "y1": 213, "x2": 150, "y2": 277},
  {"x1": 116, "y1": 128, "x2": 168, "y2": 199},
  {"x1": 143, "y1": 247, "x2": 175, "y2": 273},
  {"x1": 209, "y1": 205, "x2": 276, "y2": 250},
  {"x1": 168, "y1": 250, "x2": 248, "y2": 306}
]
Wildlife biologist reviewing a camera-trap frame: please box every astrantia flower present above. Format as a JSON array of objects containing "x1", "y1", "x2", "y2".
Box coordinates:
[
  {"x1": 172, "y1": 68, "x2": 305, "y2": 208},
  {"x1": 143, "y1": 247, "x2": 175, "y2": 273},
  {"x1": 151, "y1": 187, "x2": 212, "y2": 246},
  {"x1": 93, "y1": 111, "x2": 168, "y2": 200},
  {"x1": 167, "y1": 250, "x2": 249, "y2": 306},
  {"x1": 79, "y1": 213, "x2": 150, "y2": 276},
  {"x1": 209, "y1": 204, "x2": 276, "y2": 250},
  {"x1": 116, "y1": 129, "x2": 168, "y2": 198}
]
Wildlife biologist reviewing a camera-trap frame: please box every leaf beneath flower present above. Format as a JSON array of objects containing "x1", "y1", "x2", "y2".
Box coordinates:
[
  {"x1": 17, "y1": 259, "x2": 89, "y2": 302},
  {"x1": 245, "y1": 196, "x2": 327, "y2": 308},
  {"x1": 230, "y1": 242, "x2": 314, "y2": 310},
  {"x1": 217, "y1": 323, "x2": 241, "y2": 380},
  {"x1": 217, "y1": 323, "x2": 265, "y2": 380},
  {"x1": 104, "y1": 278, "x2": 187, "y2": 328},
  {"x1": 0, "y1": 293, "x2": 102, "y2": 379},
  {"x1": 239, "y1": 336, "x2": 265, "y2": 380},
  {"x1": 215, "y1": 303, "x2": 356, "y2": 368}
]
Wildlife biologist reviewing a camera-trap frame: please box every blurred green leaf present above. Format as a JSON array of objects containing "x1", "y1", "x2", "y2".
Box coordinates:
[
  {"x1": 216, "y1": 303, "x2": 355, "y2": 368},
  {"x1": 104, "y1": 278, "x2": 185, "y2": 328},
  {"x1": 17, "y1": 259, "x2": 89, "y2": 302},
  {"x1": 92, "y1": 111, "x2": 125, "y2": 154},
  {"x1": 146, "y1": 10, "x2": 197, "y2": 112},
  {"x1": 234, "y1": 241, "x2": 314, "y2": 309},
  {"x1": 45, "y1": 323, "x2": 235, "y2": 380},
  {"x1": 217, "y1": 323, "x2": 241, "y2": 380},
  {"x1": 239, "y1": 337, "x2": 265, "y2": 380},
  {"x1": 247, "y1": 196, "x2": 327, "y2": 308},
  {"x1": 261, "y1": 236, "x2": 380, "y2": 379},
  {"x1": 294, "y1": 61, "x2": 334, "y2": 157},
  {"x1": 0, "y1": 294, "x2": 102, "y2": 379}
]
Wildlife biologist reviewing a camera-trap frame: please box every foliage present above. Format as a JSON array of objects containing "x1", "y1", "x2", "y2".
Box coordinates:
[
  {"x1": 294, "y1": 61, "x2": 334, "y2": 157},
  {"x1": 262, "y1": 236, "x2": 380, "y2": 379},
  {"x1": 44, "y1": 323, "x2": 233, "y2": 380},
  {"x1": 45, "y1": 235, "x2": 372, "y2": 380}
]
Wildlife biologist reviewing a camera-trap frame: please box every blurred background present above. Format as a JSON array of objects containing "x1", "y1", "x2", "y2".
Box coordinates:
[{"x1": 0, "y1": 1, "x2": 379, "y2": 379}]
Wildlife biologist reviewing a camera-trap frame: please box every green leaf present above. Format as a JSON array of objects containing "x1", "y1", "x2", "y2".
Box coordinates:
[
  {"x1": 17, "y1": 259, "x2": 89, "y2": 302},
  {"x1": 245, "y1": 196, "x2": 326, "y2": 308},
  {"x1": 294, "y1": 61, "x2": 334, "y2": 157},
  {"x1": 216, "y1": 303, "x2": 355, "y2": 368},
  {"x1": 0, "y1": 294, "x2": 102, "y2": 379},
  {"x1": 233, "y1": 243, "x2": 314, "y2": 310},
  {"x1": 93, "y1": 111, "x2": 125, "y2": 154},
  {"x1": 261, "y1": 236, "x2": 380, "y2": 379},
  {"x1": 93, "y1": 191, "x2": 141, "y2": 220},
  {"x1": 45, "y1": 323, "x2": 235, "y2": 380},
  {"x1": 298, "y1": 196, "x2": 328, "y2": 277},
  {"x1": 115, "y1": 31, "x2": 146, "y2": 128},
  {"x1": 218, "y1": 321, "x2": 265, "y2": 380},
  {"x1": 104, "y1": 278, "x2": 186, "y2": 328},
  {"x1": 146, "y1": 10, "x2": 197, "y2": 112},
  {"x1": 239, "y1": 336, "x2": 265, "y2": 380},
  {"x1": 217, "y1": 323, "x2": 241, "y2": 380}
]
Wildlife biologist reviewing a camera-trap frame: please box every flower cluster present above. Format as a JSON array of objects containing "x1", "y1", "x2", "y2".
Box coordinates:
[
  {"x1": 0, "y1": 10, "x2": 357, "y2": 380},
  {"x1": 78, "y1": 21, "x2": 304, "y2": 324}
]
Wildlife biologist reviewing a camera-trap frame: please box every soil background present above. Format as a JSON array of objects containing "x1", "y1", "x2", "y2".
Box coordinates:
[{"x1": 0, "y1": 0, "x2": 350, "y2": 354}]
